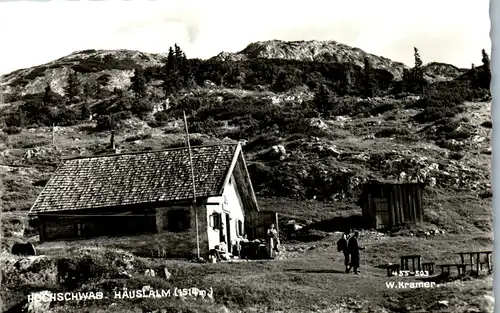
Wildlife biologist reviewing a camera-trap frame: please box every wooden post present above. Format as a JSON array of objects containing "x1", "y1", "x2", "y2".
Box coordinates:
[
  {"x1": 476, "y1": 253, "x2": 480, "y2": 274},
  {"x1": 392, "y1": 185, "x2": 399, "y2": 226},
  {"x1": 110, "y1": 130, "x2": 115, "y2": 150},
  {"x1": 52, "y1": 123, "x2": 55, "y2": 146},
  {"x1": 183, "y1": 111, "x2": 200, "y2": 260}
]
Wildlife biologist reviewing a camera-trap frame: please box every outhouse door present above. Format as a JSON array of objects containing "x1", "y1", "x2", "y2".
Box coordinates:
[{"x1": 373, "y1": 198, "x2": 390, "y2": 229}]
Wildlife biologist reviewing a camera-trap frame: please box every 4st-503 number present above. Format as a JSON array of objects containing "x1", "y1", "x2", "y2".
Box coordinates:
[{"x1": 391, "y1": 270, "x2": 429, "y2": 277}]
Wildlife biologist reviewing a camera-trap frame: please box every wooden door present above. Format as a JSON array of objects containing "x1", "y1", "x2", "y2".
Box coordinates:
[
  {"x1": 225, "y1": 213, "x2": 231, "y2": 245},
  {"x1": 246, "y1": 210, "x2": 279, "y2": 240},
  {"x1": 373, "y1": 198, "x2": 390, "y2": 229}
]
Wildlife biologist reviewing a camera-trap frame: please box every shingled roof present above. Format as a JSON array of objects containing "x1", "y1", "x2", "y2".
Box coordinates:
[{"x1": 29, "y1": 143, "x2": 240, "y2": 214}]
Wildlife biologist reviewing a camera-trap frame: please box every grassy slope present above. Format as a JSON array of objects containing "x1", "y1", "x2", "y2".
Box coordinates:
[
  {"x1": 0, "y1": 86, "x2": 493, "y2": 312},
  {"x1": 2, "y1": 231, "x2": 493, "y2": 313}
]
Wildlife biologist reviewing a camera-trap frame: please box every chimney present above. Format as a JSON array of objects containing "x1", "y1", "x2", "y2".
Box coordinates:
[{"x1": 110, "y1": 130, "x2": 115, "y2": 150}]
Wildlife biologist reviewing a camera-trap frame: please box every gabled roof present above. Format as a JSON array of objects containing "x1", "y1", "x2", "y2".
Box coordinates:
[{"x1": 29, "y1": 143, "x2": 241, "y2": 214}]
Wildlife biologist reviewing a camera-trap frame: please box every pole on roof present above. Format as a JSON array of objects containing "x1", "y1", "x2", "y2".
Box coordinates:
[
  {"x1": 183, "y1": 111, "x2": 200, "y2": 260},
  {"x1": 52, "y1": 123, "x2": 56, "y2": 146}
]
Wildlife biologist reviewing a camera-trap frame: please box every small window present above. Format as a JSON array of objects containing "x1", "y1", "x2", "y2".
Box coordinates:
[
  {"x1": 166, "y1": 209, "x2": 191, "y2": 232},
  {"x1": 75, "y1": 223, "x2": 86, "y2": 237},
  {"x1": 212, "y1": 212, "x2": 222, "y2": 230}
]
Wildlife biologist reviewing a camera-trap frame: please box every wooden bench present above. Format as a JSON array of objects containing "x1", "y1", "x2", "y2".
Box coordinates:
[
  {"x1": 439, "y1": 264, "x2": 467, "y2": 276},
  {"x1": 421, "y1": 262, "x2": 435, "y2": 275},
  {"x1": 457, "y1": 251, "x2": 493, "y2": 274},
  {"x1": 386, "y1": 263, "x2": 401, "y2": 277},
  {"x1": 400, "y1": 255, "x2": 422, "y2": 273}
]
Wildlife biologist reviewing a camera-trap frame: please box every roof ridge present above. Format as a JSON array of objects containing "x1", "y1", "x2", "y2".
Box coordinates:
[{"x1": 64, "y1": 142, "x2": 240, "y2": 161}]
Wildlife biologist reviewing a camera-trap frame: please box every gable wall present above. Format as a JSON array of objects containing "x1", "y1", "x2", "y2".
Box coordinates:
[{"x1": 205, "y1": 173, "x2": 246, "y2": 252}]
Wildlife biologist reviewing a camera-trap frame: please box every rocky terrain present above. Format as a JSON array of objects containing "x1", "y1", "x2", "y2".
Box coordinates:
[
  {"x1": 0, "y1": 39, "x2": 493, "y2": 313},
  {"x1": 213, "y1": 40, "x2": 468, "y2": 81}
]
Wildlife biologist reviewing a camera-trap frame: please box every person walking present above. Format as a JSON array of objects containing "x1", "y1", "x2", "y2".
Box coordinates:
[
  {"x1": 337, "y1": 232, "x2": 350, "y2": 273},
  {"x1": 267, "y1": 224, "x2": 279, "y2": 259},
  {"x1": 347, "y1": 231, "x2": 365, "y2": 275}
]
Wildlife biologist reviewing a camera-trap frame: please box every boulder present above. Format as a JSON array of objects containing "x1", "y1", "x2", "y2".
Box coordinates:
[
  {"x1": 269, "y1": 145, "x2": 287, "y2": 161},
  {"x1": 11, "y1": 242, "x2": 36, "y2": 256},
  {"x1": 24, "y1": 290, "x2": 52, "y2": 313}
]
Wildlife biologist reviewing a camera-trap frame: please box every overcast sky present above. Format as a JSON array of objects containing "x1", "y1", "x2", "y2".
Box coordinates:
[{"x1": 0, "y1": 0, "x2": 491, "y2": 75}]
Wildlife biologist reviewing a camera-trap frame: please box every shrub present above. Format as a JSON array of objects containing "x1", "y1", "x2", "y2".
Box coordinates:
[
  {"x1": 244, "y1": 134, "x2": 281, "y2": 152},
  {"x1": 414, "y1": 106, "x2": 465, "y2": 123},
  {"x1": 375, "y1": 127, "x2": 411, "y2": 138},
  {"x1": 124, "y1": 133, "x2": 153, "y2": 142},
  {"x1": 370, "y1": 102, "x2": 400, "y2": 115},
  {"x1": 3, "y1": 126, "x2": 22, "y2": 135},
  {"x1": 95, "y1": 115, "x2": 115, "y2": 131},
  {"x1": 445, "y1": 129, "x2": 473, "y2": 140},
  {"x1": 449, "y1": 152, "x2": 464, "y2": 160},
  {"x1": 480, "y1": 121, "x2": 492, "y2": 128},
  {"x1": 131, "y1": 98, "x2": 154, "y2": 117},
  {"x1": 154, "y1": 111, "x2": 170, "y2": 122}
]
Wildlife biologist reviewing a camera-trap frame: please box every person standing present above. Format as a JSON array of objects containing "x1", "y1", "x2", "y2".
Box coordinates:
[
  {"x1": 267, "y1": 224, "x2": 279, "y2": 259},
  {"x1": 337, "y1": 232, "x2": 350, "y2": 273},
  {"x1": 347, "y1": 231, "x2": 365, "y2": 275}
]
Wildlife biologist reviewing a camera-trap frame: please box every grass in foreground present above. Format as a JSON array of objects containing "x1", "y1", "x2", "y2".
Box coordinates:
[{"x1": 3, "y1": 231, "x2": 488, "y2": 313}]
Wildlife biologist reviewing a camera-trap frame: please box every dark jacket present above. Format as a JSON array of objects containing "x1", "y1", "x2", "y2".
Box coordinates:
[{"x1": 347, "y1": 237, "x2": 363, "y2": 255}]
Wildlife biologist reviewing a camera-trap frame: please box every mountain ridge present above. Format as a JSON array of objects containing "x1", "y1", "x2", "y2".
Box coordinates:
[{"x1": 0, "y1": 39, "x2": 470, "y2": 98}]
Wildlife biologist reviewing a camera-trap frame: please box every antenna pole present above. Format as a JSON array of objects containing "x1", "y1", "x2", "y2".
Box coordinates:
[
  {"x1": 184, "y1": 111, "x2": 200, "y2": 259},
  {"x1": 52, "y1": 123, "x2": 55, "y2": 146}
]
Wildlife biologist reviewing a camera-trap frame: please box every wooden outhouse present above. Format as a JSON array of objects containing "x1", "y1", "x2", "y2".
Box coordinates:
[{"x1": 358, "y1": 181, "x2": 425, "y2": 230}]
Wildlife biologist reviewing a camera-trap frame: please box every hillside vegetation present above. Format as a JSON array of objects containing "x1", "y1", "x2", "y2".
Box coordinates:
[{"x1": 0, "y1": 40, "x2": 493, "y2": 313}]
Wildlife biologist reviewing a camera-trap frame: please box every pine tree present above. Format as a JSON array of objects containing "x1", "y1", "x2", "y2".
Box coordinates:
[
  {"x1": 470, "y1": 63, "x2": 478, "y2": 89},
  {"x1": 412, "y1": 47, "x2": 426, "y2": 94},
  {"x1": 337, "y1": 63, "x2": 353, "y2": 96},
  {"x1": 164, "y1": 46, "x2": 181, "y2": 93},
  {"x1": 362, "y1": 57, "x2": 378, "y2": 98},
  {"x1": 479, "y1": 49, "x2": 491, "y2": 90},
  {"x1": 43, "y1": 85, "x2": 57, "y2": 105},
  {"x1": 83, "y1": 81, "x2": 98, "y2": 102},
  {"x1": 131, "y1": 67, "x2": 147, "y2": 98},
  {"x1": 65, "y1": 70, "x2": 81, "y2": 103},
  {"x1": 18, "y1": 107, "x2": 25, "y2": 128},
  {"x1": 314, "y1": 84, "x2": 334, "y2": 116},
  {"x1": 81, "y1": 103, "x2": 91, "y2": 121},
  {"x1": 403, "y1": 47, "x2": 426, "y2": 94}
]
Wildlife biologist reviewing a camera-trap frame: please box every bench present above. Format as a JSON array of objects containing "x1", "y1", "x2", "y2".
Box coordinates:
[
  {"x1": 386, "y1": 264, "x2": 401, "y2": 277},
  {"x1": 400, "y1": 255, "x2": 422, "y2": 272},
  {"x1": 421, "y1": 262, "x2": 435, "y2": 275},
  {"x1": 438, "y1": 264, "x2": 467, "y2": 276},
  {"x1": 470, "y1": 262, "x2": 493, "y2": 275}
]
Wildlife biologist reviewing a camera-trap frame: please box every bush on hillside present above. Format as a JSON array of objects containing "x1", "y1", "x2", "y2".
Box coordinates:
[
  {"x1": 154, "y1": 111, "x2": 170, "y2": 122},
  {"x1": 370, "y1": 102, "x2": 401, "y2": 115},
  {"x1": 95, "y1": 115, "x2": 116, "y2": 131},
  {"x1": 72, "y1": 56, "x2": 138, "y2": 73},
  {"x1": 375, "y1": 127, "x2": 411, "y2": 138},
  {"x1": 414, "y1": 106, "x2": 465, "y2": 123},
  {"x1": 131, "y1": 98, "x2": 154, "y2": 117},
  {"x1": 481, "y1": 121, "x2": 492, "y2": 128},
  {"x1": 244, "y1": 134, "x2": 282, "y2": 152},
  {"x1": 3, "y1": 126, "x2": 22, "y2": 135}
]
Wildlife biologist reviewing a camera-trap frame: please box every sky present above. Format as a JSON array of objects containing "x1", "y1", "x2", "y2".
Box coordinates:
[{"x1": 0, "y1": 0, "x2": 492, "y2": 75}]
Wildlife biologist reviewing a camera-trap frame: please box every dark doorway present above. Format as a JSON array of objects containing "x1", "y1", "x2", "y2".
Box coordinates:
[{"x1": 225, "y1": 213, "x2": 231, "y2": 245}]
